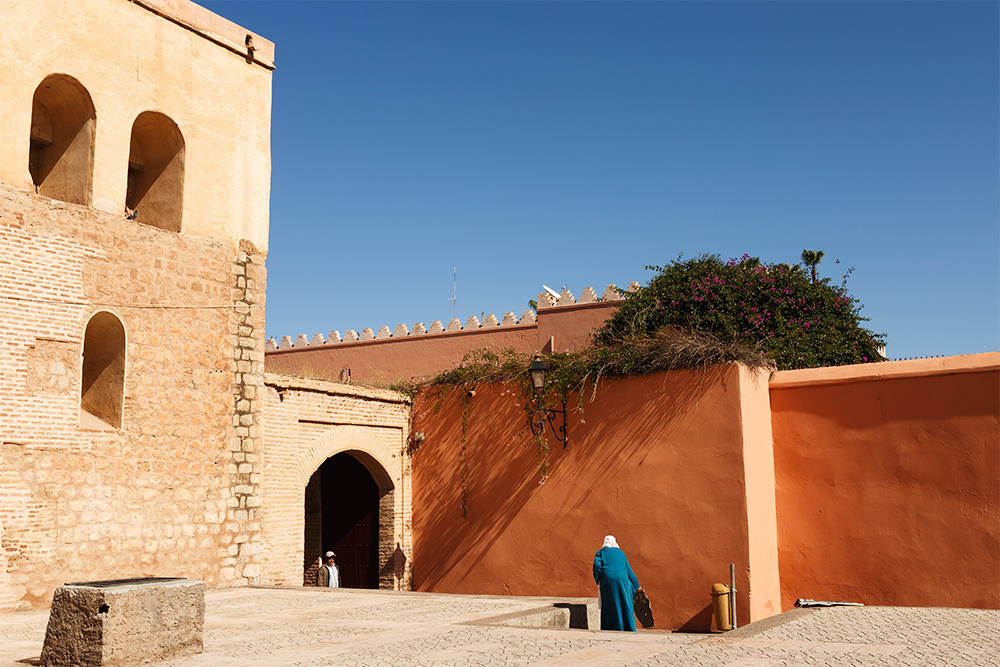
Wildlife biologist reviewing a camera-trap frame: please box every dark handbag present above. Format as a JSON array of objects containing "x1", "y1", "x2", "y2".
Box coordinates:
[{"x1": 633, "y1": 588, "x2": 654, "y2": 628}]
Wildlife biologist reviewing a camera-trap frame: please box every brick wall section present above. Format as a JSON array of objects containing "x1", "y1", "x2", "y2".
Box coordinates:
[
  {"x1": 259, "y1": 374, "x2": 412, "y2": 591},
  {"x1": 0, "y1": 182, "x2": 265, "y2": 609}
]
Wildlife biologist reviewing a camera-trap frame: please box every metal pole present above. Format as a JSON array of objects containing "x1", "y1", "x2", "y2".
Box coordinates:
[{"x1": 730, "y1": 563, "x2": 737, "y2": 630}]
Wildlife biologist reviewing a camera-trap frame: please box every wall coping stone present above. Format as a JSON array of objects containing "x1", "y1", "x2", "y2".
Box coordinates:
[
  {"x1": 770, "y1": 352, "x2": 999, "y2": 389},
  {"x1": 264, "y1": 372, "x2": 411, "y2": 404}
]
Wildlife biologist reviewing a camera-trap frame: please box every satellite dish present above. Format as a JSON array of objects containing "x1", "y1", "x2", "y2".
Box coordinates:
[{"x1": 542, "y1": 285, "x2": 561, "y2": 299}]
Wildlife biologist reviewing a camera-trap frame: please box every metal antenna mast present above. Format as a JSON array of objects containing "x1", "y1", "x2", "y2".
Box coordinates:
[{"x1": 450, "y1": 267, "x2": 457, "y2": 320}]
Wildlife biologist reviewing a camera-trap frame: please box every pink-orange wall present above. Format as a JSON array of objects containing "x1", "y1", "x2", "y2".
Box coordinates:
[
  {"x1": 267, "y1": 326, "x2": 537, "y2": 385},
  {"x1": 266, "y1": 302, "x2": 618, "y2": 385},
  {"x1": 770, "y1": 354, "x2": 1000, "y2": 611},
  {"x1": 411, "y1": 366, "x2": 778, "y2": 630}
]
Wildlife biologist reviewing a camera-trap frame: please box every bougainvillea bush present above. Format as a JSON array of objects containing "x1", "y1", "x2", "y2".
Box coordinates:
[{"x1": 593, "y1": 254, "x2": 885, "y2": 370}]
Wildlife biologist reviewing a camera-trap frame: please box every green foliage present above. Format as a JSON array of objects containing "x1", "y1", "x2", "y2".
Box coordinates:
[
  {"x1": 393, "y1": 330, "x2": 772, "y2": 507},
  {"x1": 594, "y1": 254, "x2": 885, "y2": 370},
  {"x1": 395, "y1": 252, "x2": 883, "y2": 515},
  {"x1": 801, "y1": 249, "x2": 825, "y2": 284}
]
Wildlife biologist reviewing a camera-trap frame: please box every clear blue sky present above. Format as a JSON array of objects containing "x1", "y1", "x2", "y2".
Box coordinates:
[{"x1": 203, "y1": 0, "x2": 999, "y2": 359}]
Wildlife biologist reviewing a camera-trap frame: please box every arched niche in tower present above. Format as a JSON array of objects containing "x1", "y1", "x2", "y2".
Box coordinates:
[
  {"x1": 126, "y1": 111, "x2": 185, "y2": 232},
  {"x1": 29, "y1": 74, "x2": 96, "y2": 205},
  {"x1": 80, "y1": 311, "x2": 126, "y2": 430}
]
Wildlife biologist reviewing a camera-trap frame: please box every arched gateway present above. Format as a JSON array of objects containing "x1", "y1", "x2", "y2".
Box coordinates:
[
  {"x1": 304, "y1": 451, "x2": 393, "y2": 588},
  {"x1": 260, "y1": 374, "x2": 412, "y2": 590}
]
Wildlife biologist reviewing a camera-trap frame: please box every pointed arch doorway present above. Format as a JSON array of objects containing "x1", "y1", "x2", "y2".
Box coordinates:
[{"x1": 304, "y1": 451, "x2": 394, "y2": 588}]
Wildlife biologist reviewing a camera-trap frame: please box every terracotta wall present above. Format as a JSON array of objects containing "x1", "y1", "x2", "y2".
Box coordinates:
[
  {"x1": 266, "y1": 302, "x2": 618, "y2": 386},
  {"x1": 770, "y1": 353, "x2": 1000, "y2": 611},
  {"x1": 267, "y1": 327, "x2": 537, "y2": 387},
  {"x1": 410, "y1": 366, "x2": 779, "y2": 630},
  {"x1": 409, "y1": 352, "x2": 999, "y2": 627}
]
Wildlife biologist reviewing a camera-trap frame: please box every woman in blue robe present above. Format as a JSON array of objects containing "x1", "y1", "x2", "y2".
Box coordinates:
[{"x1": 593, "y1": 535, "x2": 641, "y2": 631}]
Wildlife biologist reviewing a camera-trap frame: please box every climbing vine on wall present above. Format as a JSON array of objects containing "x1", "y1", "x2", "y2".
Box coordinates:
[
  {"x1": 394, "y1": 334, "x2": 769, "y2": 517},
  {"x1": 396, "y1": 252, "x2": 883, "y2": 516}
]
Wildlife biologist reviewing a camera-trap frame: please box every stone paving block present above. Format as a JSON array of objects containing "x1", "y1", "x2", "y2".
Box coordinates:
[
  {"x1": 851, "y1": 643, "x2": 907, "y2": 655},
  {"x1": 522, "y1": 642, "x2": 667, "y2": 667},
  {"x1": 767, "y1": 639, "x2": 822, "y2": 651},
  {"x1": 733, "y1": 638, "x2": 781, "y2": 649},
  {"x1": 811, "y1": 642, "x2": 863, "y2": 653},
  {"x1": 4, "y1": 589, "x2": 1000, "y2": 667}
]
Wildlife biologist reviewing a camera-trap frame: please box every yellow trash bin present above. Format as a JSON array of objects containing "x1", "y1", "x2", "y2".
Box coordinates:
[{"x1": 710, "y1": 583, "x2": 732, "y2": 631}]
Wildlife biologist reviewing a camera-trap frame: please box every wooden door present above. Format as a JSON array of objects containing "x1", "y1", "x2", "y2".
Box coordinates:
[{"x1": 320, "y1": 453, "x2": 379, "y2": 588}]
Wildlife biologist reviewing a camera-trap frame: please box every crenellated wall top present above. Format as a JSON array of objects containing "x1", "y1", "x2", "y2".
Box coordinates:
[{"x1": 265, "y1": 283, "x2": 637, "y2": 351}]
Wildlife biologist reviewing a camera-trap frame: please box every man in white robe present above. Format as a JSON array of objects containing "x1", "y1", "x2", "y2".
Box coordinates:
[{"x1": 317, "y1": 550, "x2": 340, "y2": 587}]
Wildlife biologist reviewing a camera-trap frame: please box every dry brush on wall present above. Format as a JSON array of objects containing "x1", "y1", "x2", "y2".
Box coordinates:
[{"x1": 396, "y1": 330, "x2": 773, "y2": 511}]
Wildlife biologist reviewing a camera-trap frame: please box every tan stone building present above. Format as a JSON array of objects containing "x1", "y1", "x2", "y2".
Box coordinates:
[
  {"x1": 0, "y1": 0, "x2": 416, "y2": 612},
  {"x1": 0, "y1": 0, "x2": 275, "y2": 610}
]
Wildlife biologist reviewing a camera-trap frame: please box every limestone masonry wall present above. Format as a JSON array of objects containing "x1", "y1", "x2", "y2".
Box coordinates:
[
  {"x1": 0, "y1": 0, "x2": 272, "y2": 611},
  {"x1": 0, "y1": 0, "x2": 273, "y2": 251},
  {"x1": 0, "y1": 182, "x2": 267, "y2": 609}
]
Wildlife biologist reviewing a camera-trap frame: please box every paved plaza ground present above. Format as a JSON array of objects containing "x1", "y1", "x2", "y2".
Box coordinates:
[{"x1": 0, "y1": 587, "x2": 996, "y2": 666}]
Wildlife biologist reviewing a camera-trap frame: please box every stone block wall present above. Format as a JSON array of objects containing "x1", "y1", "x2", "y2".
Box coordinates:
[
  {"x1": 0, "y1": 0, "x2": 274, "y2": 252},
  {"x1": 0, "y1": 182, "x2": 266, "y2": 610}
]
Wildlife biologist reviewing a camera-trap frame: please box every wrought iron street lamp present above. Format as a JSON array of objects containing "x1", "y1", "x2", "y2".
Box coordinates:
[{"x1": 528, "y1": 355, "x2": 567, "y2": 447}]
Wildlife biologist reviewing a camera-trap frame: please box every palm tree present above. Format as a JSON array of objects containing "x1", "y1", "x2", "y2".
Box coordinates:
[{"x1": 801, "y1": 250, "x2": 825, "y2": 284}]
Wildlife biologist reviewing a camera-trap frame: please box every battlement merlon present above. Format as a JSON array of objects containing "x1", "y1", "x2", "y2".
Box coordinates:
[
  {"x1": 266, "y1": 283, "x2": 634, "y2": 351},
  {"x1": 131, "y1": 0, "x2": 275, "y2": 68}
]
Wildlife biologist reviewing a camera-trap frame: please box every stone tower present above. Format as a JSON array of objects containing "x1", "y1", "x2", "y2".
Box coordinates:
[{"x1": 0, "y1": 0, "x2": 273, "y2": 609}]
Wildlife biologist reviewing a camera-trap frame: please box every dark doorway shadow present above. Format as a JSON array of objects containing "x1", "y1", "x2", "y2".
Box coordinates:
[{"x1": 306, "y1": 452, "x2": 380, "y2": 589}]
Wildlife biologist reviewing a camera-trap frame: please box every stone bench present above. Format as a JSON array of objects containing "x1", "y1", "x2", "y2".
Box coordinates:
[{"x1": 40, "y1": 577, "x2": 205, "y2": 667}]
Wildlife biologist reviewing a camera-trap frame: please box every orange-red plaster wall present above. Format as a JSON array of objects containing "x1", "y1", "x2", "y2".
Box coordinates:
[
  {"x1": 411, "y1": 367, "x2": 769, "y2": 630},
  {"x1": 265, "y1": 302, "x2": 618, "y2": 385},
  {"x1": 770, "y1": 353, "x2": 1000, "y2": 611},
  {"x1": 537, "y1": 302, "x2": 618, "y2": 353},
  {"x1": 740, "y1": 367, "x2": 781, "y2": 621},
  {"x1": 267, "y1": 327, "x2": 538, "y2": 385}
]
